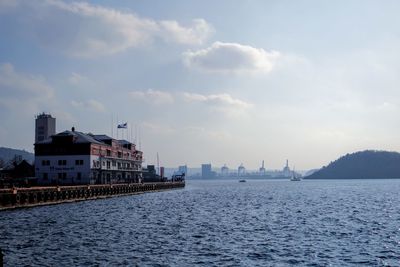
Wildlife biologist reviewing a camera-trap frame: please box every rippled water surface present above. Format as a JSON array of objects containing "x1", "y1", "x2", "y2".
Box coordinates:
[{"x1": 1, "y1": 179, "x2": 400, "y2": 266}]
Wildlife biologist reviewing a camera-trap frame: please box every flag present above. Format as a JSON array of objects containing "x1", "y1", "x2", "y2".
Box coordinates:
[{"x1": 117, "y1": 122, "x2": 128, "y2": 129}]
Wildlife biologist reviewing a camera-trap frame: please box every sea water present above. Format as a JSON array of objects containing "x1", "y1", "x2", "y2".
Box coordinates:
[{"x1": 1, "y1": 179, "x2": 400, "y2": 266}]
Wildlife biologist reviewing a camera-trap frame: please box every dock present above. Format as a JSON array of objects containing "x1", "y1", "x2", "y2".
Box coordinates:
[{"x1": 0, "y1": 181, "x2": 185, "y2": 211}]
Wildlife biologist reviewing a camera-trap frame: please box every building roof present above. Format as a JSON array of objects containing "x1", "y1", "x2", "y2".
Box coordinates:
[
  {"x1": 91, "y1": 134, "x2": 113, "y2": 141},
  {"x1": 36, "y1": 130, "x2": 138, "y2": 149},
  {"x1": 36, "y1": 130, "x2": 104, "y2": 145}
]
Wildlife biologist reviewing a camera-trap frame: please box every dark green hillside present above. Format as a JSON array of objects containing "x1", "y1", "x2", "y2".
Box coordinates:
[
  {"x1": 0, "y1": 147, "x2": 34, "y2": 166},
  {"x1": 306, "y1": 150, "x2": 400, "y2": 179}
]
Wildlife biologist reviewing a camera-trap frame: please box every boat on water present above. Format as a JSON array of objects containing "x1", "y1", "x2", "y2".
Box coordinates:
[
  {"x1": 290, "y1": 168, "x2": 301, "y2": 181},
  {"x1": 239, "y1": 179, "x2": 246, "y2": 183}
]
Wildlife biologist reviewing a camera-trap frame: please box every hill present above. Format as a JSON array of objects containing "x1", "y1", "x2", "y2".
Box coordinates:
[
  {"x1": 306, "y1": 150, "x2": 400, "y2": 179},
  {"x1": 0, "y1": 147, "x2": 34, "y2": 166}
]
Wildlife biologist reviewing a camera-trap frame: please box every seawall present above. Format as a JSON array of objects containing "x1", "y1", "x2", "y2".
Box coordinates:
[{"x1": 0, "y1": 182, "x2": 185, "y2": 211}]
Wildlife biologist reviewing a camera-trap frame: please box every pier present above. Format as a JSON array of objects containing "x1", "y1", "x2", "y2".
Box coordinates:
[{"x1": 0, "y1": 182, "x2": 185, "y2": 211}]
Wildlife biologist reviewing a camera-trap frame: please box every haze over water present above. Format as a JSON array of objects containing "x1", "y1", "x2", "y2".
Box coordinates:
[{"x1": 1, "y1": 179, "x2": 400, "y2": 266}]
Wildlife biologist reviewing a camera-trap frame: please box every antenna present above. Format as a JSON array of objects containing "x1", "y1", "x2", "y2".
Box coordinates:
[{"x1": 157, "y1": 152, "x2": 160, "y2": 175}]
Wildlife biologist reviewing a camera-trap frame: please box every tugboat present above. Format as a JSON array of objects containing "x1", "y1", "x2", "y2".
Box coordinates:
[{"x1": 239, "y1": 179, "x2": 246, "y2": 183}]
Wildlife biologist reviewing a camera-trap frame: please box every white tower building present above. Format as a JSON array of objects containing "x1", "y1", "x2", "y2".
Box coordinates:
[{"x1": 35, "y1": 113, "x2": 56, "y2": 143}]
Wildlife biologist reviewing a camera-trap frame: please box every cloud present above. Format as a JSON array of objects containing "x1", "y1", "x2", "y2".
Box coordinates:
[
  {"x1": 141, "y1": 122, "x2": 176, "y2": 134},
  {"x1": 16, "y1": 0, "x2": 213, "y2": 57},
  {"x1": 71, "y1": 99, "x2": 106, "y2": 112},
  {"x1": 130, "y1": 89, "x2": 174, "y2": 105},
  {"x1": 160, "y1": 19, "x2": 214, "y2": 45},
  {"x1": 183, "y1": 42, "x2": 280, "y2": 73},
  {"x1": 68, "y1": 72, "x2": 93, "y2": 86},
  {"x1": 0, "y1": 63, "x2": 54, "y2": 113},
  {"x1": 183, "y1": 92, "x2": 252, "y2": 109},
  {"x1": 0, "y1": 0, "x2": 18, "y2": 9}
]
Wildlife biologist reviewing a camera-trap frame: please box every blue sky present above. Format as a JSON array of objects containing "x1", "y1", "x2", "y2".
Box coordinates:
[{"x1": 1, "y1": 0, "x2": 400, "y2": 170}]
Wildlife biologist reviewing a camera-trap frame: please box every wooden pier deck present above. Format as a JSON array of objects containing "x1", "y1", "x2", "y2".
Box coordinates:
[{"x1": 0, "y1": 182, "x2": 185, "y2": 211}]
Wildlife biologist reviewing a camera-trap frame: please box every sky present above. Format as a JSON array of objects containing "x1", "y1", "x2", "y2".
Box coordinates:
[{"x1": 0, "y1": 0, "x2": 400, "y2": 170}]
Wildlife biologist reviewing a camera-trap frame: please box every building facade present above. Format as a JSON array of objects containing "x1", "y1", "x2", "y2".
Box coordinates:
[{"x1": 34, "y1": 128, "x2": 143, "y2": 185}]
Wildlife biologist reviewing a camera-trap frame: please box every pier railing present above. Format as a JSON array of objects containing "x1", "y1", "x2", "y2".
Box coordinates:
[{"x1": 0, "y1": 181, "x2": 185, "y2": 210}]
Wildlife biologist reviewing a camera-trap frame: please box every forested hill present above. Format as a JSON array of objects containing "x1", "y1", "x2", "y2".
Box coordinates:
[
  {"x1": 0, "y1": 147, "x2": 34, "y2": 165},
  {"x1": 306, "y1": 150, "x2": 400, "y2": 179}
]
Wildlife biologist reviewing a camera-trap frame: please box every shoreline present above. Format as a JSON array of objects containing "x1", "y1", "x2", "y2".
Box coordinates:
[{"x1": 0, "y1": 181, "x2": 185, "y2": 211}]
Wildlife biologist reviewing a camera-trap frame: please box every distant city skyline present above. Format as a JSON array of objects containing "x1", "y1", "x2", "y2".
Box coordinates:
[{"x1": 1, "y1": 0, "x2": 400, "y2": 169}]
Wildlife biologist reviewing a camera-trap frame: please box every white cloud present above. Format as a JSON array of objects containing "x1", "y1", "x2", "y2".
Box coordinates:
[
  {"x1": 160, "y1": 19, "x2": 214, "y2": 45},
  {"x1": 0, "y1": 63, "x2": 53, "y2": 98},
  {"x1": 183, "y1": 42, "x2": 280, "y2": 73},
  {"x1": 183, "y1": 92, "x2": 252, "y2": 109},
  {"x1": 0, "y1": 63, "x2": 54, "y2": 113},
  {"x1": 130, "y1": 89, "x2": 174, "y2": 105},
  {"x1": 68, "y1": 72, "x2": 93, "y2": 86},
  {"x1": 20, "y1": 0, "x2": 214, "y2": 57},
  {"x1": 142, "y1": 122, "x2": 176, "y2": 134},
  {"x1": 71, "y1": 99, "x2": 106, "y2": 113}
]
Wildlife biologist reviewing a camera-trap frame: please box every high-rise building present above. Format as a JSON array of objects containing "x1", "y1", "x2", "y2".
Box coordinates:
[
  {"x1": 201, "y1": 164, "x2": 212, "y2": 178},
  {"x1": 35, "y1": 113, "x2": 56, "y2": 143}
]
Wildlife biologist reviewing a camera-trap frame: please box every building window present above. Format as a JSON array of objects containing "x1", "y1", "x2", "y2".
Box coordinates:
[
  {"x1": 77, "y1": 172, "x2": 81, "y2": 180},
  {"x1": 75, "y1": 159, "x2": 84, "y2": 165},
  {"x1": 107, "y1": 150, "x2": 111, "y2": 156},
  {"x1": 118, "y1": 162, "x2": 121, "y2": 169},
  {"x1": 58, "y1": 160, "x2": 67, "y2": 166},
  {"x1": 58, "y1": 173, "x2": 67, "y2": 179},
  {"x1": 42, "y1": 160, "x2": 50, "y2": 166},
  {"x1": 43, "y1": 173, "x2": 48, "y2": 180},
  {"x1": 102, "y1": 161, "x2": 105, "y2": 166},
  {"x1": 106, "y1": 161, "x2": 110, "y2": 169},
  {"x1": 118, "y1": 152, "x2": 122, "y2": 158},
  {"x1": 112, "y1": 161, "x2": 116, "y2": 167}
]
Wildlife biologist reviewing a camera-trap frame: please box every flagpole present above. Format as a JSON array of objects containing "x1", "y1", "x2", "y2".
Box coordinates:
[
  {"x1": 117, "y1": 115, "x2": 119, "y2": 140},
  {"x1": 135, "y1": 124, "x2": 138, "y2": 145},
  {"x1": 111, "y1": 113, "x2": 113, "y2": 138}
]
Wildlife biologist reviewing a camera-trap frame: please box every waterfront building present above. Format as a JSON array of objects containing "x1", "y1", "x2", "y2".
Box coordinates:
[
  {"x1": 238, "y1": 163, "x2": 246, "y2": 176},
  {"x1": 143, "y1": 165, "x2": 164, "y2": 182},
  {"x1": 202, "y1": 163, "x2": 216, "y2": 178},
  {"x1": 221, "y1": 164, "x2": 229, "y2": 176},
  {"x1": 35, "y1": 127, "x2": 143, "y2": 185},
  {"x1": 259, "y1": 160, "x2": 266, "y2": 175},
  {"x1": 282, "y1": 159, "x2": 291, "y2": 177},
  {"x1": 35, "y1": 113, "x2": 56, "y2": 143}
]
